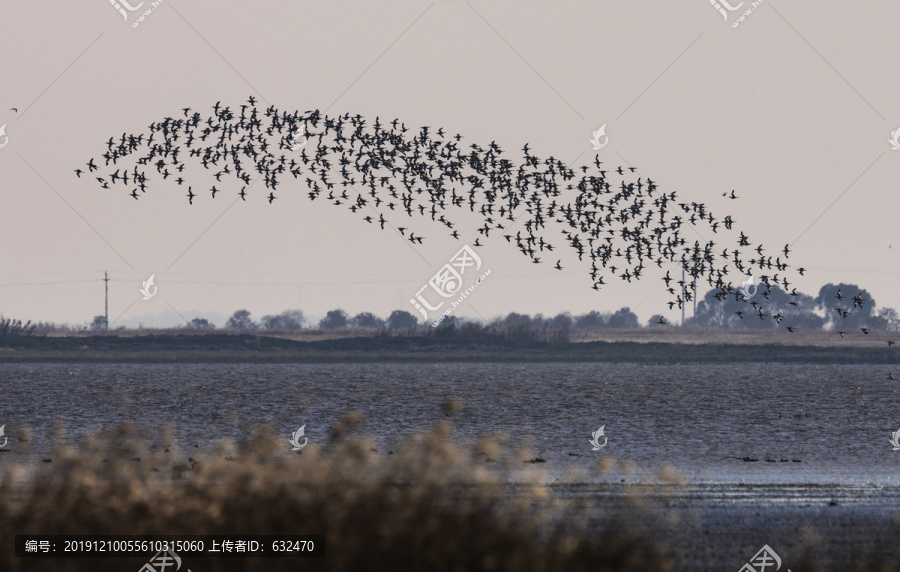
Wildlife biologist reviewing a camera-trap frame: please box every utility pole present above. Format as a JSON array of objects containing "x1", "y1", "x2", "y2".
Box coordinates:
[
  {"x1": 681, "y1": 267, "x2": 685, "y2": 325},
  {"x1": 693, "y1": 276, "x2": 697, "y2": 318},
  {"x1": 103, "y1": 271, "x2": 109, "y2": 330}
]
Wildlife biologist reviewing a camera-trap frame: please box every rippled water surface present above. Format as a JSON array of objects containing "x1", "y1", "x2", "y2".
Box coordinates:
[{"x1": 2, "y1": 362, "x2": 899, "y2": 484}]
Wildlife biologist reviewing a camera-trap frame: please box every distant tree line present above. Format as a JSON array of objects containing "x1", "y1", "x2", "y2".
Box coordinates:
[
  {"x1": 216, "y1": 309, "x2": 421, "y2": 332},
  {"x1": 687, "y1": 282, "x2": 899, "y2": 332},
  {"x1": 3, "y1": 281, "x2": 897, "y2": 339},
  {"x1": 209, "y1": 307, "x2": 644, "y2": 344},
  {"x1": 0, "y1": 317, "x2": 36, "y2": 343},
  {"x1": 208, "y1": 307, "x2": 644, "y2": 333}
]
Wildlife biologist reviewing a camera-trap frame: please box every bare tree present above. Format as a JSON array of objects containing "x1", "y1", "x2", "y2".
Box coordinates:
[
  {"x1": 188, "y1": 318, "x2": 216, "y2": 330},
  {"x1": 319, "y1": 309, "x2": 350, "y2": 330},
  {"x1": 226, "y1": 309, "x2": 256, "y2": 330},
  {"x1": 261, "y1": 310, "x2": 305, "y2": 331},
  {"x1": 351, "y1": 312, "x2": 385, "y2": 328},
  {"x1": 90, "y1": 315, "x2": 108, "y2": 331},
  {"x1": 387, "y1": 310, "x2": 418, "y2": 330}
]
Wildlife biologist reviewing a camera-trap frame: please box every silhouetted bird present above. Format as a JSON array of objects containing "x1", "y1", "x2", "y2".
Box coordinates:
[{"x1": 80, "y1": 97, "x2": 805, "y2": 317}]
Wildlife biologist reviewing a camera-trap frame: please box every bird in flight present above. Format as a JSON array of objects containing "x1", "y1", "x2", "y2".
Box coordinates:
[{"x1": 80, "y1": 97, "x2": 805, "y2": 316}]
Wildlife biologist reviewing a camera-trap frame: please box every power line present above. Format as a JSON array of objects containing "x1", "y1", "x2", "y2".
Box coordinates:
[{"x1": 0, "y1": 279, "x2": 101, "y2": 287}]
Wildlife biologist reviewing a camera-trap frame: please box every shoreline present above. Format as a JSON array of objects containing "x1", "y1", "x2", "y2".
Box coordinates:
[{"x1": 0, "y1": 332, "x2": 898, "y2": 363}]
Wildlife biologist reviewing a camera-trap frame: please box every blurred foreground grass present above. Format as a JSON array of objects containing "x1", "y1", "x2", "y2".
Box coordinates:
[
  {"x1": 0, "y1": 411, "x2": 896, "y2": 571},
  {"x1": 0, "y1": 411, "x2": 668, "y2": 572}
]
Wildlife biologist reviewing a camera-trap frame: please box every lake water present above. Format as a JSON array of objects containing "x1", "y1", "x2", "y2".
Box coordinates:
[{"x1": 2, "y1": 362, "x2": 898, "y2": 485}]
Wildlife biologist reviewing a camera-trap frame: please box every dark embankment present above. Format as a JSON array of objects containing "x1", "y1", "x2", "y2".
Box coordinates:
[{"x1": 0, "y1": 332, "x2": 898, "y2": 363}]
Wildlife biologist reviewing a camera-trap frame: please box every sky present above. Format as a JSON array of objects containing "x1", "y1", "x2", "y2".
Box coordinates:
[{"x1": 0, "y1": 0, "x2": 898, "y2": 329}]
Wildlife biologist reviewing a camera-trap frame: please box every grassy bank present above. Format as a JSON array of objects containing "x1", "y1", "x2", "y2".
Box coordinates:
[{"x1": 0, "y1": 331, "x2": 898, "y2": 363}]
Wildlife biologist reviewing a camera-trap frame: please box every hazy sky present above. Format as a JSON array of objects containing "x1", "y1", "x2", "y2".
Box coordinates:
[{"x1": 0, "y1": 1, "x2": 898, "y2": 328}]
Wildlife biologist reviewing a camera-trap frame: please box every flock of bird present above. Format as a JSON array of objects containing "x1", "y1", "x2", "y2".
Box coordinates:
[{"x1": 76, "y1": 97, "x2": 888, "y2": 341}]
